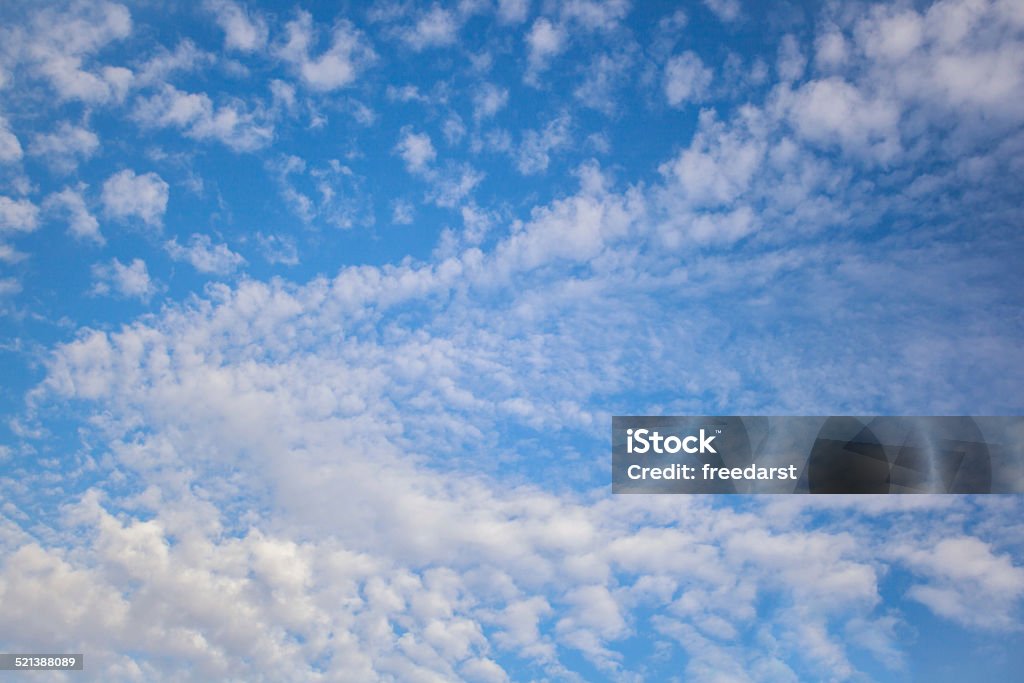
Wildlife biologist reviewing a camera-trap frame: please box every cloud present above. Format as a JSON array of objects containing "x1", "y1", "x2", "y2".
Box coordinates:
[
  {"x1": 165, "y1": 234, "x2": 246, "y2": 275},
  {"x1": 0, "y1": 196, "x2": 40, "y2": 234},
  {"x1": 815, "y1": 28, "x2": 849, "y2": 69},
  {"x1": 11, "y1": 1, "x2": 133, "y2": 103},
  {"x1": 0, "y1": 244, "x2": 26, "y2": 264},
  {"x1": 525, "y1": 18, "x2": 567, "y2": 81},
  {"x1": 29, "y1": 122, "x2": 99, "y2": 172},
  {"x1": 657, "y1": 110, "x2": 764, "y2": 208},
  {"x1": 90, "y1": 257, "x2": 156, "y2": 301},
  {"x1": 559, "y1": 0, "x2": 631, "y2": 32},
  {"x1": 0, "y1": 196, "x2": 38, "y2": 268},
  {"x1": 45, "y1": 186, "x2": 103, "y2": 244},
  {"x1": 28, "y1": 246, "x2": 1024, "y2": 678},
  {"x1": 133, "y1": 84, "x2": 274, "y2": 152},
  {"x1": 0, "y1": 277, "x2": 21, "y2": 296},
  {"x1": 703, "y1": 0, "x2": 741, "y2": 23},
  {"x1": 895, "y1": 536, "x2": 1024, "y2": 631},
  {"x1": 385, "y1": 83, "x2": 430, "y2": 103},
  {"x1": 275, "y1": 11, "x2": 375, "y2": 91},
  {"x1": 664, "y1": 51, "x2": 713, "y2": 106},
  {"x1": 101, "y1": 169, "x2": 169, "y2": 227},
  {"x1": 256, "y1": 232, "x2": 299, "y2": 266},
  {"x1": 396, "y1": 129, "x2": 437, "y2": 174},
  {"x1": 777, "y1": 34, "x2": 805, "y2": 82},
  {"x1": 472, "y1": 83, "x2": 509, "y2": 120},
  {"x1": 426, "y1": 163, "x2": 485, "y2": 208},
  {"x1": 4, "y1": 2, "x2": 1024, "y2": 681},
  {"x1": 798, "y1": 0, "x2": 1024, "y2": 157},
  {"x1": 574, "y1": 51, "x2": 634, "y2": 114},
  {"x1": 269, "y1": 155, "x2": 375, "y2": 229},
  {"x1": 0, "y1": 115, "x2": 23, "y2": 163},
  {"x1": 392, "y1": 199, "x2": 415, "y2": 225},
  {"x1": 496, "y1": 0, "x2": 530, "y2": 25},
  {"x1": 783, "y1": 77, "x2": 901, "y2": 162},
  {"x1": 133, "y1": 40, "x2": 213, "y2": 87},
  {"x1": 515, "y1": 113, "x2": 571, "y2": 174},
  {"x1": 401, "y1": 4, "x2": 460, "y2": 51},
  {"x1": 205, "y1": 0, "x2": 268, "y2": 53}
]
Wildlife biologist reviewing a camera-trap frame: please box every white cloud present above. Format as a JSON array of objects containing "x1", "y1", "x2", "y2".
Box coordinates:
[
  {"x1": 777, "y1": 34, "x2": 806, "y2": 82},
  {"x1": 5, "y1": 3, "x2": 1024, "y2": 681},
  {"x1": 681, "y1": 205, "x2": 758, "y2": 245},
  {"x1": 134, "y1": 40, "x2": 213, "y2": 87},
  {"x1": 0, "y1": 116, "x2": 23, "y2": 163},
  {"x1": 45, "y1": 186, "x2": 103, "y2": 244},
  {"x1": 895, "y1": 536, "x2": 1024, "y2": 630},
  {"x1": 472, "y1": 83, "x2": 509, "y2": 120},
  {"x1": 703, "y1": 0, "x2": 741, "y2": 23},
  {"x1": 574, "y1": 51, "x2": 633, "y2": 114},
  {"x1": 559, "y1": 0, "x2": 631, "y2": 32},
  {"x1": 14, "y1": 1, "x2": 133, "y2": 103},
  {"x1": 133, "y1": 84, "x2": 273, "y2": 152},
  {"x1": 90, "y1": 257, "x2": 156, "y2": 301},
  {"x1": 101, "y1": 169, "x2": 169, "y2": 227},
  {"x1": 806, "y1": 0, "x2": 1024, "y2": 151},
  {"x1": 461, "y1": 657, "x2": 510, "y2": 683},
  {"x1": 496, "y1": 0, "x2": 530, "y2": 25},
  {"x1": 427, "y1": 163, "x2": 485, "y2": 208},
  {"x1": 275, "y1": 11, "x2": 375, "y2": 91},
  {"x1": 17, "y1": 120, "x2": 1024, "y2": 674},
  {"x1": 784, "y1": 77, "x2": 901, "y2": 162},
  {"x1": 515, "y1": 113, "x2": 571, "y2": 174},
  {"x1": 205, "y1": 0, "x2": 268, "y2": 53},
  {"x1": 401, "y1": 5, "x2": 460, "y2": 51},
  {"x1": 392, "y1": 199, "x2": 415, "y2": 225},
  {"x1": 525, "y1": 18, "x2": 567, "y2": 81},
  {"x1": 29, "y1": 122, "x2": 99, "y2": 172},
  {"x1": 492, "y1": 160, "x2": 640, "y2": 275},
  {"x1": 892, "y1": 532, "x2": 1024, "y2": 630},
  {"x1": 396, "y1": 129, "x2": 437, "y2": 174},
  {"x1": 256, "y1": 232, "x2": 299, "y2": 266},
  {"x1": 444, "y1": 114, "x2": 468, "y2": 144},
  {"x1": 31, "y1": 244, "x2": 1024, "y2": 680},
  {"x1": 815, "y1": 29, "x2": 849, "y2": 69},
  {"x1": 856, "y1": 8, "x2": 924, "y2": 63},
  {"x1": 386, "y1": 83, "x2": 428, "y2": 103},
  {"x1": 664, "y1": 51, "x2": 713, "y2": 106},
  {"x1": 0, "y1": 244, "x2": 26, "y2": 264},
  {"x1": 269, "y1": 156, "x2": 375, "y2": 229},
  {"x1": 0, "y1": 196, "x2": 40, "y2": 233},
  {"x1": 165, "y1": 234, "x2": 246, "y2": 275},
  {"x1": 659, "y1": 110, "x2": 765, "y2": 208},
  {"x1": 0, "y1": 277, "x2": 20, "y2": 296},
  {"x1": 460, "y1": 203, "x2": 497, "y2": 244}
]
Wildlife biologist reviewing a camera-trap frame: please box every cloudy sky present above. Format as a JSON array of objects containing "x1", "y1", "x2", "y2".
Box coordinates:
[{"x1": 1, "y1": 0, "x2": 1024, "y2": 680}]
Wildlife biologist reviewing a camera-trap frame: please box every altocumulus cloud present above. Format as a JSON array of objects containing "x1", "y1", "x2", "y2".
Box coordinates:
[{"x1": 1, "y1": 1, "x2": 1024, "y2": 681}]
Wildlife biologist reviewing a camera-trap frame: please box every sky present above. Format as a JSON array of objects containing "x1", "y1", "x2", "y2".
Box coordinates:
[{"x1": 1, "y1": 0, "x2": 1024, "y2": 680}]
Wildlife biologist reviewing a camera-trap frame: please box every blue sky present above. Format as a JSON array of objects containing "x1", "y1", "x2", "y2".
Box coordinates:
[{"x1": 1, "y1": 0, "x2": 1024, "y2": 680}]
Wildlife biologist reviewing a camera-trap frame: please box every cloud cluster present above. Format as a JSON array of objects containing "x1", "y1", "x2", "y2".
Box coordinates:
[
  {"x1": 1, "y1": 1, "x2": 1023, "y2": 681},
  {"x1": 90, "y1": 257, "x2": 155, "y2": 301},
  {"x1": 101, "y1": 169, "x2": 169, "y2": 227},
  {"x1": 2, "y1": 0, "x2": 133, "y2": 103},
  {"x1": 19, "y1": 256, "x2": 1024, "y2": 679}
]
